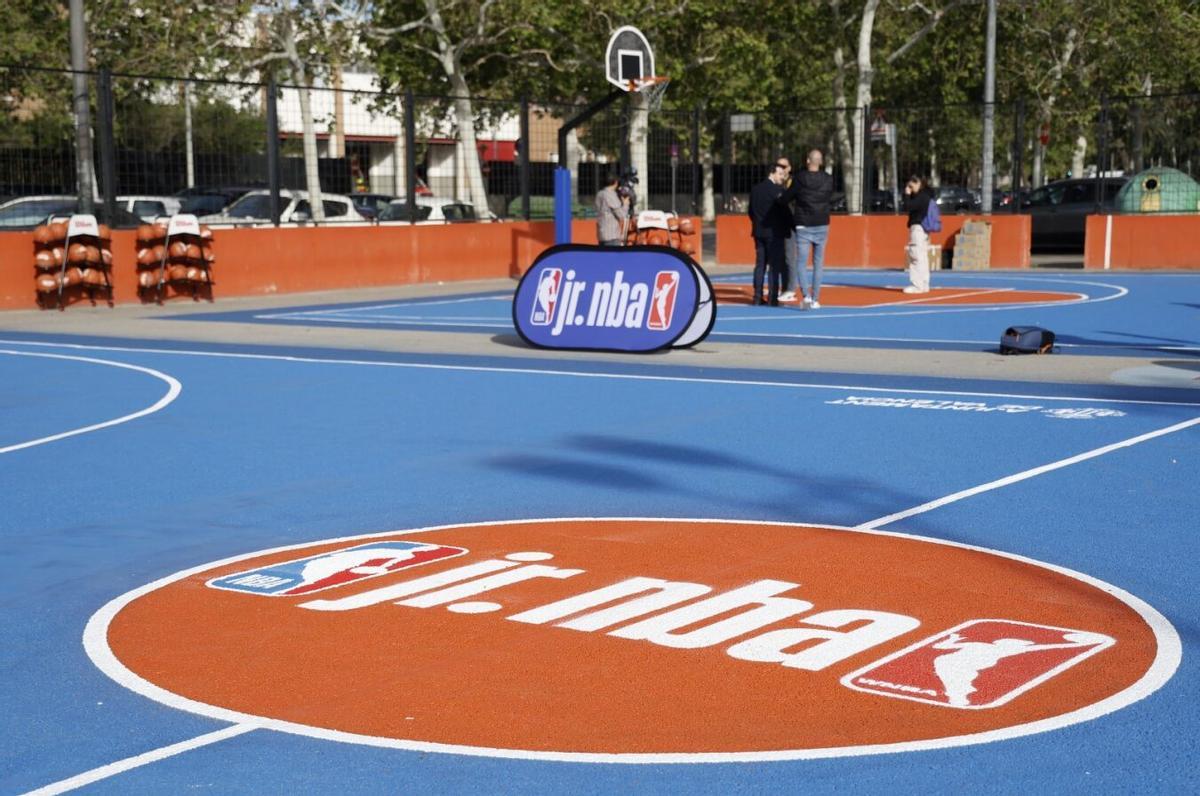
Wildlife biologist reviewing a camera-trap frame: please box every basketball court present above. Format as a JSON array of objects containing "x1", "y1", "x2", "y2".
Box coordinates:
[{"x1": 4, "y1": 23, "x2": 1200, "y2": 796}]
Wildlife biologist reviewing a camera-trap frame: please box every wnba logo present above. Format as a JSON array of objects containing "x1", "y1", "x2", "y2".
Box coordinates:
[
  {"x1": 93, "y1": 519, "x2": 1174, "y2": 761},
  {"x1": 647, "y1": 271, "x2": 679, "y2": 330}
]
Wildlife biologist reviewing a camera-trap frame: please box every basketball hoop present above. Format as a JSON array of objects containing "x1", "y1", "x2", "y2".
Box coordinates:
[{"x1": 629, "y1": 75, "x2": 671, "y2": 112}]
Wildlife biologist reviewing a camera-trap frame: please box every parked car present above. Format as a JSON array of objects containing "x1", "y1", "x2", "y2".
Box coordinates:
[
  {"x1": 935, "y1": 186, "x2": 979, "y2": 212},
  {"x1": 199, "y1": 189, "x2": 363, "y2": 225},
  {"x1": 1023, "y1": 177, "x2": 1127, "y2": 251},
  {"x1": 176, "y1": 185, "x2": 266, "y2": 217},
  {"x1": 0, "y1": 195, "x2": 142, "y2": 229},
  {"x1": 377, "y1": 196, "x2": 485, "y2": 223},
  {"x1": 116, "y1": 195, "x2": 182, "y2": 222}
]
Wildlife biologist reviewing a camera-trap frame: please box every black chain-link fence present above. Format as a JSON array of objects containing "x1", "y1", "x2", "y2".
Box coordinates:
[{"x1": 4, "y1": 64, "x2": 1200, "y2": 231}]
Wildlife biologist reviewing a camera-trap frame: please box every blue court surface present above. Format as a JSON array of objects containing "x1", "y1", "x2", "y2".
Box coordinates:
[{"x1": 2, "y1": 267, "x2": 1199, "y2": 794}]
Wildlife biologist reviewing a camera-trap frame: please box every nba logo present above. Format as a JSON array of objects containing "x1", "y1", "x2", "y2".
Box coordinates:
[
  {"x1": 841, "y1": 619, "x2": 1114, "y2": 709},
  {"x1": 647, "y1": 270, "x2": 680, "y2": 330},
  {"x1": 531, "y1": 267, "x2": 562, "y2": 326},
  {"x1": 207, "y1": 541, "x2": 467, "y2": 597}
]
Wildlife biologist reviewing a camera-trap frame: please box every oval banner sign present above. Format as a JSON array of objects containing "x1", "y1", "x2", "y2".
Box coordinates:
[
  {"x1": 512, "y1": 244, "x2": 715, "y2": 352},
  {"x1": 88, "y1": 518, "x2": 1178, "y2": 763}
]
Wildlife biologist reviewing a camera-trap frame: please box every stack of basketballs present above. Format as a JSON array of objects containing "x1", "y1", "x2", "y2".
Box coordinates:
[
  {"x1": 134, "y1": 221, "x2": 215, "y2": 296},
  {"x1": 624, "y1": 212, "x2": 698, "y2": 256},
  {"x1": 32, "y1": 220, "x2": 113, "y2": 307}
]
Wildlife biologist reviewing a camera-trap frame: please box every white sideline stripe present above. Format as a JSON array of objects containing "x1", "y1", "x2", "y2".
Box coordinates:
[
  {"x1": 256, "y1": 295, "x2": 506, "y2": 318},
  {"x1": 709, "y1": 330, "x2": 1200, "y2": 352},
  {"x1": 23, "y1": 724, "x2": 257, "y2": 795},
  {"x1": 1, "y1": 339, "x2": 1198, "y2": 408},
  {"x1": 859, "y1": 287, "x2": 1015, "y2": 308},
  {"x1": 0, "y1": 351, "x2": 182, "y2": 454},
  {"x1": 856, "y1": 413, "x2": 1200, "y2": 530}
]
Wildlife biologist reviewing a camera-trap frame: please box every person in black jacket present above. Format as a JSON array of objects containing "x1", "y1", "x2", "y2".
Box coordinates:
[
  {"x1": 778, "y1": 149, "x2": 834, "y2": 307},
  {"x1": 902, "y1": 175, "x2": 934, "y2": 293},
  {"x1": 747, "y1": 162, "x2": 791, "y2": 306}
]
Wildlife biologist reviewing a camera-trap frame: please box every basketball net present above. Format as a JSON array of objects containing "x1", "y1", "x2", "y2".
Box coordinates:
[{"x1": 629, "y1": 76, "x2": 670, "y2": 112}]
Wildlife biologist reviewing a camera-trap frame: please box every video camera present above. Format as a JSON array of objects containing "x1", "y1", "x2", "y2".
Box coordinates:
[{"x1": 617, "y1": 167, "x2": 639, "y2": 215}]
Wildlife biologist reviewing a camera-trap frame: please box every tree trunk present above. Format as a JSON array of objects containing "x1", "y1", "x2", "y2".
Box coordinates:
[
  {"x1": 832, "y1": 45, "x2": 856, "y2": 213},
  {"x1": 629, "y1": 91, "x2": 650, "y2": 210},
  {"x1": 850, "y1": 0, "x2": 881, "y2": 216},
  {"x1": 295, "y1": 75, "x2": 325, "y2": 222},
  {"x1": 1032, "y1": 141, "x2": 1044, "y2": 188},
  {"x1": 701, "y1": 149, "x2": 715, "y2": 222},
  {"x1": 1072, "y1": 133, "x2": 1088, "y2": 178},
  {"x1": 448, "y1": 75, "x2": 490, "y2": 213}
]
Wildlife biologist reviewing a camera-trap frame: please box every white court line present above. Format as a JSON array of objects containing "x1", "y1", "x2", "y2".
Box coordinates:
[
  {"x1": 257, "y1": 313, "x2": 509, "y2": 323},
  {"x1": 257, "y1": 316, "x2": 513, "y2": 329},
  {"x1": 0, "y1": 351, "x2": 182, "y2": 454},
  {"x1": 859, "y1": 287, "x2": 1016, "y2": 308},
  {"x1": 257, "y1": 294, "x2": 507, "y2": 319},
  {"x1": 1, "y1": 338, "x2": 1197, "y2": 408},
  {"x1": 856, "y1": 413, "x2": 1200, "y2": 530},
  {"x1": 709, "y1": 330, "x2": 1200, "y2": 352},
  {"x1": 23, "y1": 724, "x2": 258, "y2": 796}
]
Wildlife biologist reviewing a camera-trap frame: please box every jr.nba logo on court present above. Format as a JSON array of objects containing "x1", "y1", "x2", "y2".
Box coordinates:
[
  {"x1": 207, "y1": 541, "x2": 467, "y2": 597},
  {"x1": 842, "y1": 619, "x2": 1115, "y2": 709},
  {"x1": 647, "y1": 270, "x2": 679, "y2": 330},
  {"x1": 531, "y1": 267, "x2": 562, "y2": 326}
]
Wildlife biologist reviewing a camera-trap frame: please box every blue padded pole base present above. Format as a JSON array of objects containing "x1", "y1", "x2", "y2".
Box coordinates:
[{"x1": 554, "y1": 167, "x2": 572, "y2": 244}]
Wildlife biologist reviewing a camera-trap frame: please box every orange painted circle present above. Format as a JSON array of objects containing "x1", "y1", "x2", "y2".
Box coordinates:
[{"x1": 97, "y1": 520, "x2": 1173, "y2": 760}]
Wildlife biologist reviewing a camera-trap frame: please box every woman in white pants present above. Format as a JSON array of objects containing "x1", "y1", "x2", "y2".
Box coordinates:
[{"x1": 903, "y1": 176, "x2": 934, "y2": 294}]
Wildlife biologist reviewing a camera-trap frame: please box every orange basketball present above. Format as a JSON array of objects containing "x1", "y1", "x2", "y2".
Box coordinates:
[
  {"x1": 201, "y1": 244, "x2": 216, "y2": 263},
  {"x1": 200, "y1": 225, "x2": 213, "y2": 241},
  {"x1": 48, "y1": 221, "x2": 67, "y2": 242},
  {"x1": 34, "y1": 250, "x2": 56, "y2": 270},
  {"x1": 136, "y1": 247, "x2": 157, "y2": 267},
  {"x1": 678, "y1": 217, "x2": 695, "y2": 236},
  {"x1": 667, "y1": 215, "x2": 680, "y2": 231},
  {"x1": 168, "y1": 241, "x2": 189, "y2": 259},
  {"x1": 154, "y1": 222, "x2": 168, "y2": 238},
  {"x1": 98, "y1": 224, "x2": 112, "y2": 242},
  {"x1": 679, "y1": 239, "x2": 697, "y2": 255},
  {"x1": 168, "y1": 264, "x2": 189, "y2": 281},
  {"x1": 153, "y1": 245, "x2": 166, "y2": 262},
  {"x1": 67, "y1": 243, "x2": 88, "y2": 264},
  {"x1": 138, "y1": 270, "x2": 158, "y2": 289},
  {"x1": 136, "y1": 224, "x2": 156, "y2": 245},
  {"x1": 85, "y1": 245, "x2": 101, "y2": 265},
  {"x1": 33, "y1": 225, "x2": 52, "y2": 246},
  {"x1": 35, "y1": 273, "x2": 59, "y2": 292},
  {"x1": 63, "y1": 267, "x2": 83, "y2": 286},
  {"x1": 185, "y1": 243, "x2": 201, "y2": 261},
  {"x1": 100, "y1": 248, "x2": 113, "y2": 267},
  {"x1": 50, "y1": 247, "x2": 65, "y2": 266}
]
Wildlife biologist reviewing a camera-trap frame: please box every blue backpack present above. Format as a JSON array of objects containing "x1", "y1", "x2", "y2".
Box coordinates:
[{"x1": 921, "y1": 199, "x2": 942, "y2": 233}]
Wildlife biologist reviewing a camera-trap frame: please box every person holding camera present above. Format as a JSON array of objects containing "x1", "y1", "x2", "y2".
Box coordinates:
[{"x1": 596, "y1": 170, "x2": 630, "y2": 246}]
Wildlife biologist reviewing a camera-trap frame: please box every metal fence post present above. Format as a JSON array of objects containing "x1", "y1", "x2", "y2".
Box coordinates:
[
  {"x1": 1012, "y1": 98, "x2": 1025, "y2": 214},
  {"x1": 861, "y1": 105, "x2": 872, "y2": 214},
  {"x1": 405, "y1": 89, "x2": 417, "y2": 224},
  {"x1": 722, "y1": 112, "x2": 732, "y2": 213},
  {"x1": 265, "y1": 78, "x2": 281, "y2": 227},
  {"x1": 95, "y1": 68, "x2": 117, "y2": 223},
  {"x1": 519, "y1": 95, "x2": 530, "y2": 220},
  {"x1": 691, "y1": 106, "x2": 701, "y2": 215}
]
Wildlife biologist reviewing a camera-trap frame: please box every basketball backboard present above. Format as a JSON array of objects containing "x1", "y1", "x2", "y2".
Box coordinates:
[{"x1": 605, "y1": 26, "x2": 655, "y2": 91}]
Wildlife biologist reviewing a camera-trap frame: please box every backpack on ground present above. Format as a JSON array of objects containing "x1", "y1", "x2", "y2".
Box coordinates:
[
  {"x1": 1000, "y1": 326, "x2": 1055, "y2": 354},
  {"x1": 921, "y1": 199, "x2": 942, "y2": 233}
]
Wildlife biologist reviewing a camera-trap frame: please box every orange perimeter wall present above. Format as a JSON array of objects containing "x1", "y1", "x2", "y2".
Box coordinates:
[
  {"x1": 0, "y1": 218, "x2": 702, "y2": 311},
  {"x1": 715, "y1": 214, "x2": 1031, "y2": 269},
  {"x1": 1083, "y1": 215, "x2": 1200, "y2": 269}
]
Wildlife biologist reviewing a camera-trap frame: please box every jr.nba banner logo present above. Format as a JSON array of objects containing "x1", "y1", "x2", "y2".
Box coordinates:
[{"x1": 512, "y1": 244, "x2": 715, "y2": 352}]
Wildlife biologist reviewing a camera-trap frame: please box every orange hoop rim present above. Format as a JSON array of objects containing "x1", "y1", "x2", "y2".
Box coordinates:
[{"x1": 626, "y1": 75, "x2": 671, "y2": 93}]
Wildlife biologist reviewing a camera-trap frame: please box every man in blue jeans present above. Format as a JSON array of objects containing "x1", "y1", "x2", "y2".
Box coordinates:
[{"x1": 778, "y1": 149, "x2": 834, "y2": 308}]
